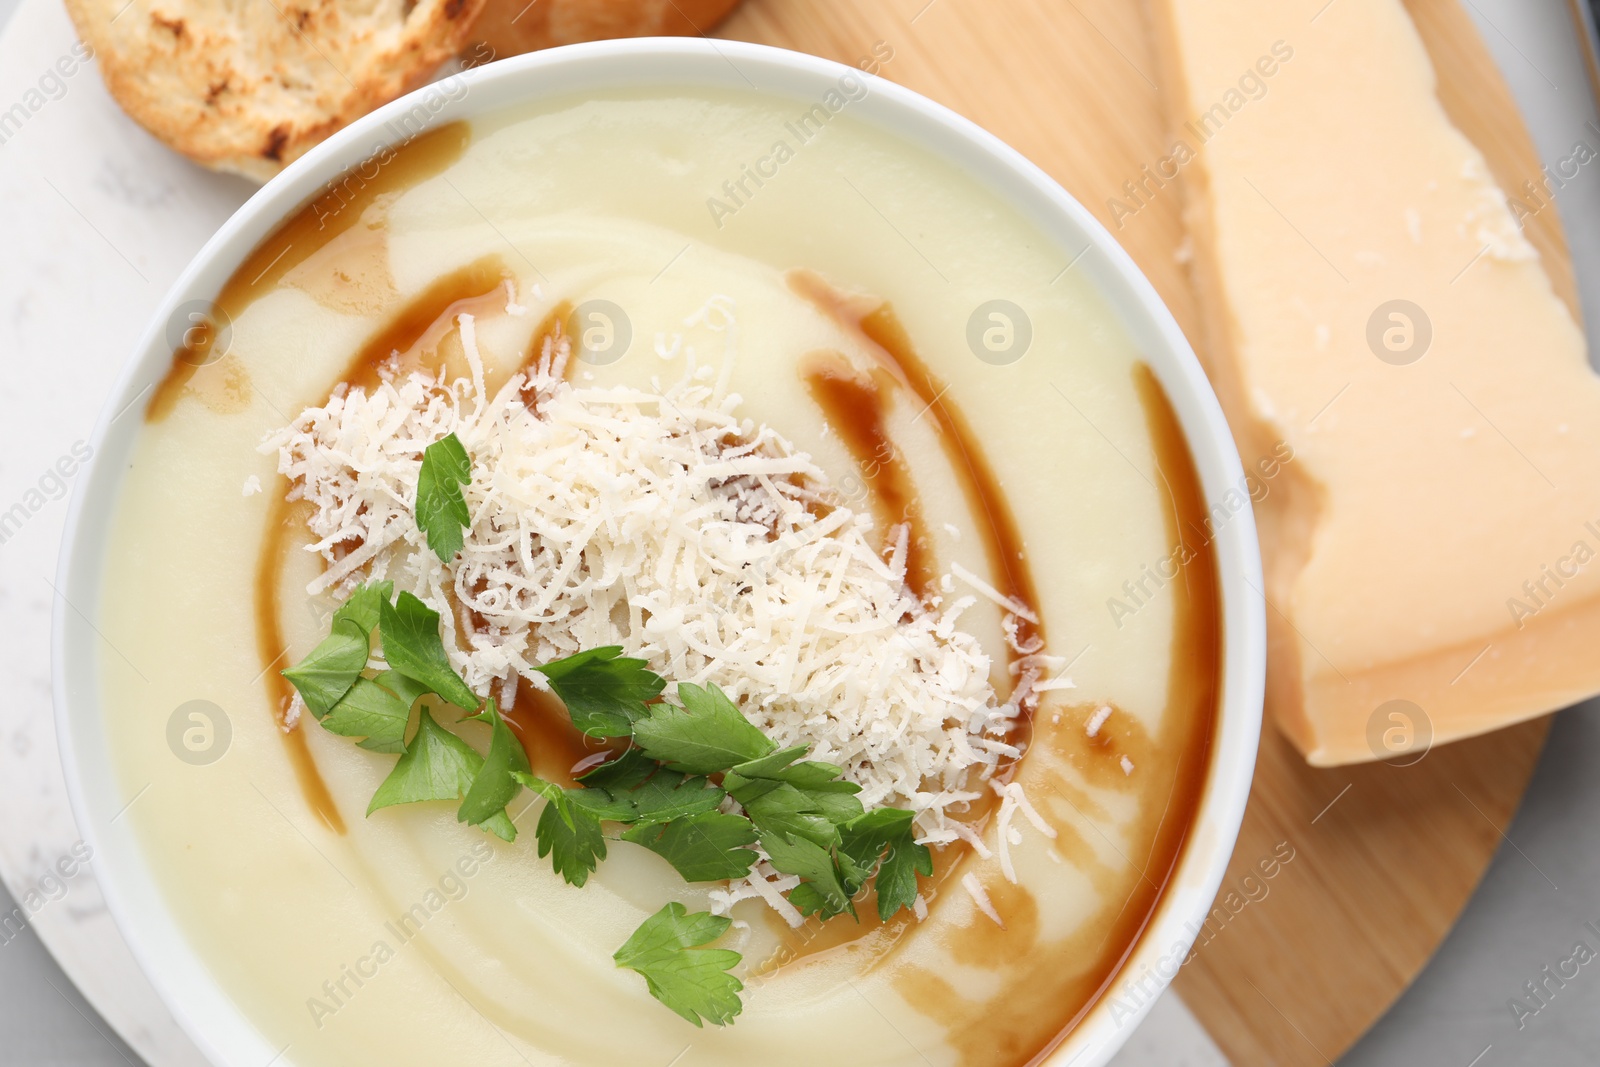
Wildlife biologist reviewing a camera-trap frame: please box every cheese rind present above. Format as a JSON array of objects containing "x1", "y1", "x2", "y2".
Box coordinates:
[{"x1": 1155, "y1": 0, "x2": 1600, "y2": 764}]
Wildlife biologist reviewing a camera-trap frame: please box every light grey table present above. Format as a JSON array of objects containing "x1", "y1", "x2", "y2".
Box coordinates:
[
  {"x1": 3, "y1": 1, "x2": 1599, "y2": 1066},
  {"x1": 0, "y1": 9, "x2": 141, "y2": 1067}
]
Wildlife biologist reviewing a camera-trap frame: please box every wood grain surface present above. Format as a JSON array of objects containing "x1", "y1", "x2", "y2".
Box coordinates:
[{"x1": 714, "y1": 0, "x2": 1562, "y2": 1062}]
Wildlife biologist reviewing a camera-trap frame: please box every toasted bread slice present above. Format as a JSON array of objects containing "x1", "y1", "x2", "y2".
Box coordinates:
[
  {"x1": 67, "y1": 0, "x2": 488, "y2": 180},
  {"x1": 464, "y1": 0, "x2": 742, "y2": 60}
]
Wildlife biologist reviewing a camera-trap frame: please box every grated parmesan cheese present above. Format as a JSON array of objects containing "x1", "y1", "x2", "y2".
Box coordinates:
[
  {"x1": 708, "y1": 862, "x2": 805, "y2": 927},
  {"x1": 961, "y1": 873, "x2": 1003, "y2": 927},
  {"x1": 990, "y1": 779, "x2": 1057, "y2": 885},
  {"x1": 950, "y1": 560, "x2": 1038, "y2": 624},
  {"x1": 264, "y1": 317, "x2": 1030, "y2": 851}
]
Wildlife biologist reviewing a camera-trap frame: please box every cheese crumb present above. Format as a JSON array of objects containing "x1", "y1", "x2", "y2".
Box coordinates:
[
  {"x1": 1031, "y1": 674, "x2": 1075, "y2": 694},
  {"x1": 1085, "y1": 704, "x2": 1113, "y2": 738},
  {"x1": 503, "y1": 280, "x2": 528, "y2": 317},
  {"x1": 242, "y1": 475, "x2": 262, "y2": 497},
  {"x1": 1120, "y1": 755, "x2": 1135, "y2": 776},
  {"x1": 282, "y1": 692, "x2": 305, "y2": 732}
]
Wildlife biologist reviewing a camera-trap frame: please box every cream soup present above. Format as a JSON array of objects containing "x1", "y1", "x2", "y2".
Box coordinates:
[{"x1": 98, "y1": 87, "x2": 1217, "y2": 1066}]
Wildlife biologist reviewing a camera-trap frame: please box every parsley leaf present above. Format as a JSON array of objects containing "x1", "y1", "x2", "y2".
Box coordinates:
[
  {"x1": 735, "y1": 783, "x2": 860, "y2": 849},
  {"x1": 368, "y1": 708, "x2": 477, "y2": 814},
  {"x1": 538, "y1": 799, "x2": 606, "y2": 884},
  {"x1": 621, "y1": 813, "x2": 758, "y2": 882},
  {"x1": 575, "y1": 747, "x2": 656, "y2": 791},
  {"x1": 374, "y1": 669, "x2": 429, "y2": 710},
  {"x1": 724, "y1": 750, "x2": 863, "y2": 848},
  {"x1": 760, "y1": 832, "x2": 855, "y2": 920},
  {"x1": 630, "y1": 683, "x2": 775, "y2": 774},
  {"x1": 621, "y1": 770, "x2": 727, "y2": 824},
  {"x1": 614, "y1": 903, "x2": 743, "y2": 1027},
  {"x1": 367, "y1": 708, "x2": 514, "y2": 840},
  {"x1": 840, "y1": 808, "x2": 932, "y2": 921},
  {"x1": 378, "y1": 592, "x2": 478, "y2": 710},
  {"x1": 415, "y1": 433, "x2": 472, "y2": 562},
  {"x1": 514, "y1": 772, "x2": 608, "y2": 886},
  {"x1": 725, "y1": 745, "x2": 809, "y2": 781},
  {"x1": 535, "y1": 647, "x2": 665, "y2": 738},
  {"x1": 577, "y1": 750, "x2": 726, "y2": 824},
  {"x1": 733, "y1": 751, "x2": 862, "y2": 795},
  {"x1": 321, "y1": 676, "x2": 412, "y2": 753},
  {"x1": 330, "y1": 580, "x2": 393, "y2": 636},
  {"x1": 281, "y1": 618, "x2": 369, "y2": 720},
  {"x1": 565, "y1": 786, "x2": 641, "y2": 824},
  {"x1": 458, "y1": 699, "x2": 530, "y2": 830}
]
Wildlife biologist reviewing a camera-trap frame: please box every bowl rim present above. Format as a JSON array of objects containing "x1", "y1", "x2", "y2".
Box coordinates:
[{"x1": 53, "y1": 35, "x2": 1265, "y2": 1067}]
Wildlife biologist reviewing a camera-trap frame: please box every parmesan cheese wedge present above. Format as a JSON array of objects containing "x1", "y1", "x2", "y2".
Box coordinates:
[{"x1": 1153, "y1": 0, "x2": 1600, "y2": 764}]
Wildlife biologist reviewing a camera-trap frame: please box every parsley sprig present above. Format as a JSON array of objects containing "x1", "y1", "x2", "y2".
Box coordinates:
[{"x1": 278, "y1": 436, "x2": 932, "y2": 1026}]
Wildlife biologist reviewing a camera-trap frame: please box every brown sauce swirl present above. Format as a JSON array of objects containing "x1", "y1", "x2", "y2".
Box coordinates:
[
  {"x1": 338, "y1": 256, "x2": 511, "y2": 392},
  {"x1": 800, "y1": 350, "x2": 938, "y2": 599},
  {"x1": 888, "y1": 363, "x2": 1221, "y2": 1067},
  {"x1": 770, "y1": 277, "x2": 1055, "y2": 972},
  {"x1": 255, "y1": 492, "x2": 345, "y2": 833},
  {"x1": 788, "y1": 269, "x2": 1046, "y2": 716},
  {"x1": 148, "y1": 123, "x2": 471, "y2": 423}
]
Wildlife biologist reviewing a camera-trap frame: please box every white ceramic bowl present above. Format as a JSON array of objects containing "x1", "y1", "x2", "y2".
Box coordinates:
[{"x1": 54, "y1": 38, "x2": 1265, "y2": 1067}]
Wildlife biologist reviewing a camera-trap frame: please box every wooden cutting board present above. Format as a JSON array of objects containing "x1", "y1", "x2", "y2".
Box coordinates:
[{"x1": 715, "y1": 0, "x2": 1565, "y2": 1063}]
